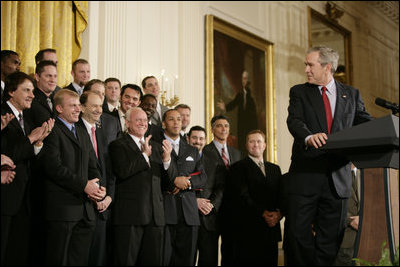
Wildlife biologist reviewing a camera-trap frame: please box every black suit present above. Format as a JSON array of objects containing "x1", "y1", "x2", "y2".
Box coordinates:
[
  {"x1": 109, "y1": 133, "x2": 169, "y2": 265},
  {"x1": 163, "y1": 138, "x2": 207, "y2": 266},
  {"x1": 145, "y1": 123, "x2": 164, "y2": 144},
  {"x1": 1, "y1": 103, "x2": 35, "y2": 265},
  {"x1": 64, "y1": 82, "x2": 81, "y2": 95},
  {"x1": 23, "y1": 88, "x2": 55, "y2": 265},
  {"x1": 102, "y1": 101, "x2": 119, "y2": 118},
  {"x1": 225, "y1": 87, "x2": 257, "y2": 152},
  {"x1": 39, "y1": 118, "x2": 101, "y2": 265},
  {"x1": 227, "y1": 157, "x2": 282, "y2": 265},
  {"x1": 99, "y1": 112, "x2": 122, "y2": 144},
  {"x1": 77, "y1": 118, "x2": 117, "y2": 266},
  {"x1": 196, "y1": 142, "x2": 241, "y2": 266},
  {"x1": 286, "y1": 81, "x2": 372, "y2": 265}
]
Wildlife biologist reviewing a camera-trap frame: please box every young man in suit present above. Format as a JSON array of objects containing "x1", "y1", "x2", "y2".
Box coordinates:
[
  {"x1": 175, "y1": 103, "x2": 191, "y2": 142},
  {"x1": 162, "y1": 109, "x2": 207, "y2": 266},
  {"x1": 65, "y1": 58, "x2": 90, "y2": 96},
  {"x1": 1, "y1": 72, "x2": 53, "y2": 265},
  {"x1": 286, "y1": 46, "x2": 372, "y2": 265},
  {"x1": 196, "y1": 115, "x2": 241, "y2": 266},
  {"x1": 141, "y1": 76, "x2": 168, "y2": 126},
  {"x1": 109, "y1": 107, "x2": 173, "y2": 265},
  {"x1": 103, "y1": 77, "x2": 121, "y2": 116},
  {"x1": 39, "y1": 89, "x2": 106, "y2": 265},
  {"x1": 227, "y1": 130, "x2": 283, "y2": 265},
  {"x1": 1, "y1": 50, "x2": 21, "y2": 98}
]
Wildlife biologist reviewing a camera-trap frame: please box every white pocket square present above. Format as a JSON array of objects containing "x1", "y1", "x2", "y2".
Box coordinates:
[{"x1": 185, "y1": 156, "x2": 194, "y2": 161}]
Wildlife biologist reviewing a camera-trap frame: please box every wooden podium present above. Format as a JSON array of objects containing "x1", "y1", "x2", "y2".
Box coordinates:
[{"x1": 324, "y1": 115, "x2": 399, "y2": 264}]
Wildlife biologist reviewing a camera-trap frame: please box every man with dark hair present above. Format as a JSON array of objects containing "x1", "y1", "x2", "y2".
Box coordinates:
[
  {"x1": 140, "y1": 94, "x2": 164, "y2": 143},
  {"x1": 175, "y1": 103, "x2": 191, "y2": 142},
  {"x1": 65, "y1": 58, "x2": 90, "y2": 95},
  {"x1": 116, "y1": 84, "x2": 142, "y2": 132},
  {"x1": 199, "y1": 114, "x2": 241, "y2": 266},
  {"x1": 187, "y1": 125, "x2": 206, "y2": 154},
  {"x1": 103, "y1": 77, "x2": 121, "y2": 116},
  {"x1": 35, "y1": 48, "x2": 58, "y2": 65},
  {"x1": 162, "y1": 109, "x2": 207, "y2": 266},
  {"x1": 1, "y1": 50, "x2": 21, "y2": 98},
  {"x1": 142, "y1": 76, "x2": 168, "y2": 126},
  {"x1": 1, "y1": 71, "x2": 54, "y2": 265}
]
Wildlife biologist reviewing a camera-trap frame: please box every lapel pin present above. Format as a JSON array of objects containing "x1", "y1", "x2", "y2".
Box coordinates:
[{"x1": 342, "y1": 94, "x2": 347, "y2": 98}]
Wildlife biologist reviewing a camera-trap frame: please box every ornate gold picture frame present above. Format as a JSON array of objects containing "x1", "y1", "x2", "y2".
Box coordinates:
[{"x1": 205, "y1": 15, "x2": 276, "y2": 162}]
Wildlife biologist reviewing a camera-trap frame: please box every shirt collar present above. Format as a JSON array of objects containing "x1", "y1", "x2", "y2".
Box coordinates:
[
  {"x1": 128, "y1": 133, "x2": 144, "y2": 148},
  {"x1": 81, "y1": 117, "x2": 95, "y2": 132},
  {"x1": 57, "y1": 116, "x2": 74, "y2": 131},
  {"x1": 318, "y1": 78, "x2": 336, "y2": 94},
  {"x1": 248, "y1": 155, "x2": 263, "y2": 165},
  {"x1": 213, "y1": 139, "x2": 227, "y2": 152},
  {"x1": 6, "y1": 101, "x2": 22, "y2": 118},
  {"x1": 164, "y1": 134, "x2": 180, "y2": 147}
]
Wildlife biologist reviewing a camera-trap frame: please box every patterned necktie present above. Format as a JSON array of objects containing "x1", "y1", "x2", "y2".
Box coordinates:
[
  {"x1": 258, "y1": 161, "x2": 266, "y2": 176},
  {"x1": 91, "y1": 126, "x2": 98, "y2": 158},
  {"x1": 46, "y1": 97, "x2": 53, "y2": 111},
  {"x1": 221, "y1": 147, "x2": 229, "y2": 169},
  {"x1": 18, "y1": 113, "x2": 25, "y2": 135},
  {"x1": 173, "y1": 143, "x2": 179, "y2": 155},
  {"x1": 322, "y1": 86, "x2": 333, "y2": 134}
]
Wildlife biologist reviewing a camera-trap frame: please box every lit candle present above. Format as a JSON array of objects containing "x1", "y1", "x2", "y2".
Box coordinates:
[
  {"x1": 174, "y1": 74, "x2": 179, "y2": 96},
  {"x1": 160, "y1": 69, "x2": 165, "y2": 92},
  {"x1": 165, "y1": 77, "x2": 169, "y2": 100}
]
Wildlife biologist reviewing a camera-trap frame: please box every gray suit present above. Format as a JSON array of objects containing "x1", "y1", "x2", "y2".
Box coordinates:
[{"x1": 150, "y1": 102, "x2": 168, "y2": 126}]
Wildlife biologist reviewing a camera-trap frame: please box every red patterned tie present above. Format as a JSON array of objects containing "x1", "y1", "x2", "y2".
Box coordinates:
[
  {"x1": 221, "y1": 147, "x2": 229, "y2": 169},
  {"x1": 322, "y1": 86, "x2": 332, "y2": 134},
  {"x1": 91, "y1": 126, "x2": 98, "y2": 159}
]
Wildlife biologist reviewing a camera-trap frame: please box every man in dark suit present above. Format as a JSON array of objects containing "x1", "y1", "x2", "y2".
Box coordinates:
[
  {"x1": 286, "y1": 46, "x2": 372, "y2": 265},
  {"x1": 217, "y1": 70, "x2": 257, "y2": 152},
  {"x1": 1, "y1": 72, "x2": 53, "y2": 265},
  {"x1": 109, "y1": 107, "x2": 173, "y2": 266},
  {"x1": 39, "y1": 89, "x2": 106, "y2": 265},
  {"x1": 162, "y1": 109, "x2": 207, "y2": 266},
  {"x1": 140, "y1": 93, "x2": 164, "y2": 143},
  {"x1": 175, "y1": 103, "x2": 191, "y2": 142},
  {"x1": 195, "y1": 116, "x2": 241, "y2": 266},
  {"x1": 78, "y1": 90, "x2": 117, "y2": 266},
  {"x1": 141, "y1": 76, "x2": 168, "y2": 126},
  {"x1": 1, "y1": 50, "x2": 21, "y2": 98},
  {"x1": 24, "y1": 60, "x2": 58, "y2": 265},
  {"x1": 34, "y1": 48, "x2": 62, "y2": 94},
  {"x1": 64, "y1": 58, "x2": 90, "y2": 96},
  {"x1": 227, "y1": 130, "x2": 282, "y2": 265}
]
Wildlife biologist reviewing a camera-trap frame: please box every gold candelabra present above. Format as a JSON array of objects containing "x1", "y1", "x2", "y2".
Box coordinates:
[{"x1": 161, "y1": 91, "x2": 179, "y2": 107}]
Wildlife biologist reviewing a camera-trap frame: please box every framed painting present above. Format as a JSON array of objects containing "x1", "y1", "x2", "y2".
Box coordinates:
[{"x1": 205, "y1": 15, "x2": 276, "y2": 162}]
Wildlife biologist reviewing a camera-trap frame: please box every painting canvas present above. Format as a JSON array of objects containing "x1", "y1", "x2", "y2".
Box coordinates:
[{"x1": 206, "y1": 15, "x2": 276, "y2": 161}]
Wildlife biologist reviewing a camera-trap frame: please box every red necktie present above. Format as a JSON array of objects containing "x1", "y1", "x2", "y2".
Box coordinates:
[
  {"x1": 221, "y1": 147, "x2": 229, "y2": 169},
  {"x1": 91, "y1": 126, "x2": 98, "y2": 159},
  {"x1": 322, "y1": 86, "x2": 332, "y2": 134}
]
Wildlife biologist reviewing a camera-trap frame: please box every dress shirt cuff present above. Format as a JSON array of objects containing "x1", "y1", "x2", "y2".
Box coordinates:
[
  {"x1": 163, "y1": 158, "x2": 171, "y2": 170},
  {"x1": 33, "y1": 143, "x2": 43, "y2": 155},
  {"x1": 305, "y1": 135, "x2": 313, "y2": 147}
]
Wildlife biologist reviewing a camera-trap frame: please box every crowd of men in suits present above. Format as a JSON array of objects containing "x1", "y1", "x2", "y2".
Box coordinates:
[{"x1": 1, "y1": 45, "x2": 371, "y2": 266}]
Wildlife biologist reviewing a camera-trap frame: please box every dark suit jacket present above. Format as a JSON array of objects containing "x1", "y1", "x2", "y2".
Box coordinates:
[
  {"x1": 1, "y1": 103, "x2": 35, "y2": 216},
  {"x1": 24, "y1": 88, "x2": 54, "y2": 127},
  {"x1": 163, "y1": 139, "x2": 207, "y2": 226},
  {"x1": 145, "y1": 123, "x2": 164, "y2": 144},
  {"x1": 76, "y1": 118, "x2": 116, "y2": 220},
  {"x1": 64, "y1": 83, "x2": 79, "y2": 94},
  {"x1": 150, "y1": 103, "x2": 168, "y2": 126},
  {"x1": 229, "y1": 157, "x2": 282, "y2": 242},
  {"x1": 286, "y1": 81, "x2": 372, "y2": 197},
  {"x1": 102, "y1": 101, "x2": 119, "y2": 118},
  {"x1": 39, "y1": 118, "x2": 100, "y2": 221},
  {"x1": 199, "y1": 142, "x2": 241, "y2": 231},
  {"x1": 99, "y1": 112, "x2": 122, "y2": 144},
  {"x1": 109, "y1": 133, "x2": 169, "y2": 226}
]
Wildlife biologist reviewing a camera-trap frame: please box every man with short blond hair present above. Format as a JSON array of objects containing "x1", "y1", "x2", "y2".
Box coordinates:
[{"x1": 65, "y1": 58, "x2": 90, "y2": 95}]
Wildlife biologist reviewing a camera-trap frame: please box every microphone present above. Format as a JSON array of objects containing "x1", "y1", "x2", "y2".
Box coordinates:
[{"x1": 375, "y1": 97, "x2": 399, "y2": 114}]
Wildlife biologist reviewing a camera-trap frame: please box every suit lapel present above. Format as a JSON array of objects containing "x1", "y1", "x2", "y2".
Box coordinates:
[
  {"x1": 331, "y1": 81, "x2": 348, "y2": 133},
  {"x1": 124, "y1": 133, "x2": 141, "y2": 153},
  {"x1": 3, "y1": 103, "x2": 25, "y2": 135},
  {"x1": 306, "y1": 83, "x2": 328, "y2": 133},
  {"x1": 57, "y1": 119, "x2": 80, "y2": 146}
]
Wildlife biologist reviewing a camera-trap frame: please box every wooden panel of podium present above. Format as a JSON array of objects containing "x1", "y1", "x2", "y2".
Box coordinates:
[{"x1": 324, "y1": 115, "x2": 399, "y2": 264}]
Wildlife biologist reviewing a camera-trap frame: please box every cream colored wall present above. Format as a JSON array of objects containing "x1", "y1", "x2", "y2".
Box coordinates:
[{"x1": 80, "y1": 1, "x2": 399, "y2": 173}]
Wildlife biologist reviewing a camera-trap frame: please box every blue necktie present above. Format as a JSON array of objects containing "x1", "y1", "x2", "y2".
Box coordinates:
[{"x1": 71, "y1": 124, "x2": 77, "y2": 138}]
